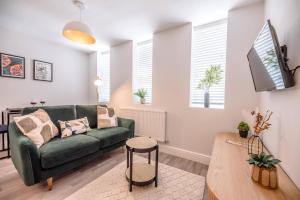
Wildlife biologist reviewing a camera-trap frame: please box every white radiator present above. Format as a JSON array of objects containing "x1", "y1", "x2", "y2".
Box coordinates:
[{"x1": 119, "y1": 107, "x2": 167, "y2": 142}]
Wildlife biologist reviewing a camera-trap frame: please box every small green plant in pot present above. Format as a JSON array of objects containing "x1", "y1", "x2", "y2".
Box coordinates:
[
  {"x1": 198, "y1": 65, "x2": 223, "y2": 108},
  {"x1": 248, "y1": 152, "x2": 281, "y2": 189},
  {"x1": 134, "y1": 88, "x2": 147, "y2": 104},
  {"x1": 237, "y1": 121, "x2": 249, "y2": 138}
]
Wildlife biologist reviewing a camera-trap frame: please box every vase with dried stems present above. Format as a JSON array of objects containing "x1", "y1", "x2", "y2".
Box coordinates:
[{"x1": 248, "y1": 110, "x2": 273, "y2": 155}]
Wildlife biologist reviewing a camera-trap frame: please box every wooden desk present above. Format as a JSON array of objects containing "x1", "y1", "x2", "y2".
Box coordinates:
[{"x1": 207, "y1": 132, "x2": 300, "y2": 200}]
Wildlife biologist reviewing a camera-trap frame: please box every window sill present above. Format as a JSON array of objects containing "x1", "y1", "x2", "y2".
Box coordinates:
[
  {"x1": 133, "y1": 102, "x2": 152, "y2": 106},
  {"x1": 189, "y1": 104, "x2": 224, "y2": 109},
  {"x1": 97, "y1": 101, "x2": 110, "y2": 105}
]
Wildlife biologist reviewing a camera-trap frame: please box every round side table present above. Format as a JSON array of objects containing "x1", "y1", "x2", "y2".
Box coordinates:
[{"x1": 125, "y1": 137, "x2": 159, "y2": 192}]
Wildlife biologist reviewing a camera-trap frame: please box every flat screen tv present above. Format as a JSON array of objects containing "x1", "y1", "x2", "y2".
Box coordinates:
[{"x1": 247, "y1": 20, "x2": 295, "y2": 92}]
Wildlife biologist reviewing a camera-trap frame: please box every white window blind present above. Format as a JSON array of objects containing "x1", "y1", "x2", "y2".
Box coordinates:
[
  {"x1": 98, "y1": 51, "x2": 110, "y2": 103},
  {"x1": 133, "y1": 39, "x2": 153, "y2": 104},
  {"x1": 190, "y1": 19, "x2": 227, "y2": 109}
]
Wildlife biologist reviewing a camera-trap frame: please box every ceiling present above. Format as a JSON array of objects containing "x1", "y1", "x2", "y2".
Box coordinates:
[{"x1": 0, "y1": 0, "x2": 261, "y2": 53}]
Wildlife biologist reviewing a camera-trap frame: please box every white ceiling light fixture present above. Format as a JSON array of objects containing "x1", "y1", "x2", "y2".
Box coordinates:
[{"x1": 63, "y1": 0, "x2": 96, "y2": 45}]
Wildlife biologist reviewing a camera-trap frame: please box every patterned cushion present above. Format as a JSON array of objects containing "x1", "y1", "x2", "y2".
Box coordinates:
[
  {"x1": 14, "y1": 109, "x2": 59, "y2": 148},
  {"x1": 97, "y1": 106, "x2": 118, "y2": 129},
  {"x1": 22, "y1": 105, "x2": 76, "y2": 128},
  {"x1": 59, "y1": 117, "x2": 91, "y2": 138}
]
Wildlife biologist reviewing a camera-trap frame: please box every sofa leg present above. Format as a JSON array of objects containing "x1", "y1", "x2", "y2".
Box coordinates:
[{"x1": 47, "y1": 177, "x2": 53, "y2": 191}]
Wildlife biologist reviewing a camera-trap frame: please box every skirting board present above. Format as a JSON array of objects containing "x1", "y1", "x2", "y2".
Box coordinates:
[{"x1": 159, "y1": 143, "x2": 211, "y2": 165}]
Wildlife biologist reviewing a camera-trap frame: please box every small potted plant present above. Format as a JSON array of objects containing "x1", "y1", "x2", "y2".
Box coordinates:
[
  {"x1": 237, "y1": 121, "x2": 249, "y2": 138},
  {"x1": 248, "y1": 152, "x2": 281, "y2": 189},
  {"x1": 197, "y1": 65, "x2": 223, "y2": 108},
  {"x1": 134, "y1": 88, "x2": 147, "y2": 104}
]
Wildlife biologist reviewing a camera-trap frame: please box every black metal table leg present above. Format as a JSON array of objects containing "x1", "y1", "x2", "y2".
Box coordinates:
[
  {"x1": 127, "y1": 148, "x2": 129, "y2": 168},
  {"x1": 1, "y1": 111, "x2": 3, "y2": 155},
  {"x1": 129, "y1": 148, "x2": 133, "y2": 192},
  {"x1": 1, "y1": 111, "x2": 5, "y2": 158},
  {"x1": 1, "y1": 131, "x2": 4, "y2": 150},
  {"x1": 7, "y1": 113, "x2": 9, "y2": 125},
  {"x1": 148, "y1": 152, "x2": 151, "y2": 164},
  {"x1": 1, "y1": 111, "x2": 4, "y2": 125},
  {"x1": 7, "y1": 112, "x2": 10, "y2": 158},
  {"x1": 7, "y1": 131, "x2": 10, "y2": 157},
  {"x1": 155, "y1": 145, "x2": 159, "y2": 187}
]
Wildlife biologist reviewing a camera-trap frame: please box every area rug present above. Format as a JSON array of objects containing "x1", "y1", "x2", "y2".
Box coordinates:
[{"x1": 64, "y1": 156, "x2": 205, "y2": 200}]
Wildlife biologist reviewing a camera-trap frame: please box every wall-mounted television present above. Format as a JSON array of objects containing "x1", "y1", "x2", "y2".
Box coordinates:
[{"x1": 247, "y1": 20, "x2": 295, "y2": 92}]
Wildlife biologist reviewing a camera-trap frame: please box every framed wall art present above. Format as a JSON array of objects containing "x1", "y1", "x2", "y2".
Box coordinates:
[
  {"x1": 33, "y1": 60, "x2": 53, "y2": 82},
  {"x1": 0, "y1": 53, "x2": 25, "y2": 79}
]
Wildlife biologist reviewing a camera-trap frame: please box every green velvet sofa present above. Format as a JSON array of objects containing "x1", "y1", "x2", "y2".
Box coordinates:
[{"x1": 9, "y1": 105, "x2": 134, "y2": 189}]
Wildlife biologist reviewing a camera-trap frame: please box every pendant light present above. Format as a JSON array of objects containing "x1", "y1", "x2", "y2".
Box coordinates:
[{"x1": 63, "y1": 0, "x2": 96, "y2": 45}]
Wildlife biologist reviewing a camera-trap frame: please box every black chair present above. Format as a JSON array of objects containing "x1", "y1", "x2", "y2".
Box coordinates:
[{"x1": 0, "y1": 124, "x2": 9, "y2": 159}]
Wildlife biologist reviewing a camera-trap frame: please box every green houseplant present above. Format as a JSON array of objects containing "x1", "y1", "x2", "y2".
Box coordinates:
[
  {"x1": 248, "y1": 152, "x2": 281, "y2": 189},
  {"x1": 197, "y1": 65, "x2": 223, "y2": 108},
  {"x1": 237, "y1": 121, "x2": 249, "y2": 138},
  {"x1": 134, "y1": 88, "x2": 147, "y2": 104}
]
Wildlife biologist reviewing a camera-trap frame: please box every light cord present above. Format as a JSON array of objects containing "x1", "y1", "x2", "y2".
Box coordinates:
[
  {"x1": 79, "y1": 7, "x2": 82, "y2": 21},
  {"x1": 292, "y1": 66, "x2": 300, "y2": 76}
]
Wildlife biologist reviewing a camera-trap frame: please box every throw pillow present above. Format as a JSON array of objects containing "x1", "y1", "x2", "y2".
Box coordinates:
[
  {"x1": 97, "y1": 106, "x2": 118, "y2": 129},
  {"x1": 14, "y1": 109, "x2": 59, "y2": 148},
  {"x1": 59, "y1": 117, "x2": 91, "y2": 138},
  {"x1": 32, "y1": 109, "x2": 59, "y2": 136}
]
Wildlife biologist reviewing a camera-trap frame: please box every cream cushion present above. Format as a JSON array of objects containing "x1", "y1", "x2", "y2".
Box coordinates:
[
  {"x1": 14, "y1": 109, "x2": 59, "y2": 148},
  {"x1": 97, "y1": 106, "x2": 118, "y2": 129}
]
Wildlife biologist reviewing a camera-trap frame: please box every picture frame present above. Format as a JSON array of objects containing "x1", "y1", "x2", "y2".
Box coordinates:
[
  {"x1": 33, "y1": 60, "x2": 53, "y2": 82},
  {"x1": 0, "y1": 53, "x2": 25, "y2": 79}
]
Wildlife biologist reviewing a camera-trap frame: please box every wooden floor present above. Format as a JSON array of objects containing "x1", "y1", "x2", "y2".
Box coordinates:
[{"x1": 0, "y1": 148, "x2": 208, "y2": 200}]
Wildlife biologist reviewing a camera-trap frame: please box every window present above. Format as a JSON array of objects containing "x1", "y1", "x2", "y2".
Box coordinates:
[
  {"x1": 190, "y1": 19, "x2": 227, "y2": 109},
  {"x1": 98, "y1": 51, "x2": 110, "y2": 103},
  {"x1": 133, "y1": 39, "x2": 153, "y2": 104}
]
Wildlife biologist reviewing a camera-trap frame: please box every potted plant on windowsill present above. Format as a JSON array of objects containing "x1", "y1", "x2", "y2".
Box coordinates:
[
  {"x1": 248, "y1": 152, "x2": 281, "y2": 189},
  {"x1": 237, "y1": 121, "x2": 249, "y2": 138},
  {"x1": 197, "y1": 65, "x2": 223, "y2": 108},
  {"x1": 134, "y1": 88, "x2": 147, "y2": 104}
]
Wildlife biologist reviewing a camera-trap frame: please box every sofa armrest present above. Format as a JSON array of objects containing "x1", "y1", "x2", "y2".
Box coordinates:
[
  {"x1": 9, "y1": 122, "x2": 41, "y2": 186},
  {"x1": 117, "y1": 117, "x2": 135, "y2": 138}
]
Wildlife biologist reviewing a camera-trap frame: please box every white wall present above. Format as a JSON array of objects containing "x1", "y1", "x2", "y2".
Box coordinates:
[
  {"x1": 110, "y1": 2, "x2": 264, "y2": 157},
  {"x1": 0, "y1": 26, "x2": 90, "y2": 121},
  {"x1": 261, "y1": 0, "x2": 300, "y2": 189},
  {"x1": 151, "y1": 2, "x2": 263, "y2": 156},
  {"x1": 110, "y1": 42, "x2": 133, "y2": 108},
  {"x1": 88, "y1": 52, "x2": 98, "y2": 104}
]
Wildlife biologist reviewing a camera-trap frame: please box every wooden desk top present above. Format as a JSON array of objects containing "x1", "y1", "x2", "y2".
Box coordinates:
[{"x1": 207, "y1": 132, "x2": 300, "y2": 200}]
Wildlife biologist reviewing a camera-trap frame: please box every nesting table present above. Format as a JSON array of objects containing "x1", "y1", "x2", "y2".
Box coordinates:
[{"x1": 125, "y1": 137, "x2": 159, "y2": 192}]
